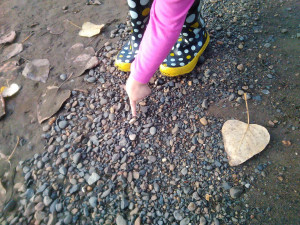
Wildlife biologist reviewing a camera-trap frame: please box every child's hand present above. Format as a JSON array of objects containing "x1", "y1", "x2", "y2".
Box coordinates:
[{"x1": 123, "y1": 75, "x2": 151, "y2": 117}]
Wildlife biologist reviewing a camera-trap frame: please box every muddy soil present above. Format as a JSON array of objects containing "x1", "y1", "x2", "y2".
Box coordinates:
[
  {"x1": 0, "y1": 0, "x2": 299, "y2": 224},
  {"x1": 0, "y1": 0, "x2": 127, "y2": 166}
]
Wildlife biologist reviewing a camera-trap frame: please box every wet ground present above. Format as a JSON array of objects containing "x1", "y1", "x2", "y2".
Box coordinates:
[{"x1": 0, "y1": 0, "x2": 299, "y2": 224}]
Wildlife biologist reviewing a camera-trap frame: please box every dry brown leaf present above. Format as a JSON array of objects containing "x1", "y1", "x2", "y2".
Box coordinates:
[
  {"x1": 22, "y1": 59, "x2": 50, "y2": 83},
  {"x1": 0, "y1": 179, "x2": 6, "y2": 208},
  {"x1": 65, "y1": 43, "x2": 99, "y2": 77},
  {"x1": 1, "y1": 43, "x2": 23, "y2": 61},
  {"x1": 37, "y1": 86, "x2": 71, "y2": 123},
  {"x1": 222, "y1": 120, "x2": 270, "y2": 166},
  {"x1": 0, "y1": 31, "x2": 16, "y2": 45},
  {"x1": 79, "y1": 22, "x2": 105, "y2": 37},
  {"x1": 0, "y1": 61, "x2": 19, "y2": 73}
]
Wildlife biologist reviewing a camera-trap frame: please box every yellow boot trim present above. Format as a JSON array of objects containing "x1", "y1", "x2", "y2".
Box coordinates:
[
  {"x1": 160, "y1": 33, "x2": 210, "y2": 77},
  {"x1": 115, "y1": 59, "x2": 131, "y2": 72}
]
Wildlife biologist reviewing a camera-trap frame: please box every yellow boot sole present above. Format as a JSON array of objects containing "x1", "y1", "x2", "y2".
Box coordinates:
[
  {"x1": 115, "y1": 59, "x2": 131, "y2": 72},
  {"x1": 160, "y1": 33, "x2": 210, "y2": 77}
]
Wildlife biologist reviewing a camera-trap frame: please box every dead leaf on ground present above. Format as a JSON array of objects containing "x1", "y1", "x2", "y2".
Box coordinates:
[
  {"x1": 47, "y1": 23, "x2": 65, "y2": 35},
  {"x1": 0, "y1": 179, "x2": 7, "y2": 209},
  {"x1": 22, "y1": 59, "x2": 50, "y2": 83},
  {"x1": 79, "y1": 22, "x2": 105, "y2": 37},
  {"x1": 222, "y1": 120, "x2": 270, "y2": 166},
  {"x1": 65, "y1": 43, "x2": 99, "y2": 77},
  {"x1": 1, "y1": 43, "x2": 23, "y2": 62},
  {"x1": 0, "y1": 31, "x2": 16, "y2": 45},
  {"x1": 0, "y1": 61, "x2": 19, "y2": 73},
  {"x1": 222, "y1": 94, "x2": 270, "y2": 166},
  {"x1": 37, "y1": 86, "x2": 71, "y2": 123},
  {"x1": 0, "y1": 95, "x2": 5, "y2": 118},
  {"x1": 1, "y1": 83, "x2": 20, "y2": 97}
]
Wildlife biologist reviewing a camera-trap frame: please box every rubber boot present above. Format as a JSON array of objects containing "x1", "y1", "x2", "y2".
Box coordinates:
[
  {"x1": 159, "y1": 0, "x2": 210, "y2": 77},
  {"x1": 115, "y1": 0, "x2": 152, "y2": 72}
]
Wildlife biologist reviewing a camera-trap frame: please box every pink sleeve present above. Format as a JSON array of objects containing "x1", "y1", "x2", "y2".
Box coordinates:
[{"x1": 130, "y1": 0, "x2": 195, "y2": 84}]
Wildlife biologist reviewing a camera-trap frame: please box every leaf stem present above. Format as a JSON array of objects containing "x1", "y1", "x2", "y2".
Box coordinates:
[
  {"x1": 66, "y1": 20, "x2": 81, "y2": 29},
  {"x1": 244, "y1": 93, "x2": 250, "y2": 125}
]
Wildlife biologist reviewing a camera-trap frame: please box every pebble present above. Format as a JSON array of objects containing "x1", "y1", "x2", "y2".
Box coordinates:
[
  {"x1": 43, "y1": 196, "x2": 52, "y2": 206},
  {"x1": 58, "y1": 121, "x2": 68, "y2": 129},
  {"x1": 87, "y1": 77, "x2": 96, "y2": 83},
  {"x1": 200, "y1": 117, "x2": 208, "y2": 126},
  {"x1": 88, "y1": 172, "x2": 100, "y2": 185},
  {"x1": 64, "y1": 214, "x2": 72, "y2": 224},
  {"x1": 230, "y1": 186, "x2": 244, "y2": 198},
  {"x1": 237, "y1": 64, "x2": 244, "y2": 71},
  {"x1": 116, "y1": 214, "x2": 127, "y2": 225},
  {"x1": 262, "y1": 89, "x2": 270, "y2": 95},
  {"x1": 129, "y1": 134, "x2": 137, "y2": 141},
  {"x1": 173, "y1": 210, "x2": 184, "y2": 221},
  {"x1": 199, "y1": 216, "x2": 207, "y2": 225},
  {"x1": 187, "y1": 202, "x2": 196, "y2": 211},
  {"x1": 42, "y1": 124, "x2": 50, "y2": 132},
  {"x1": 60, "y1": 74, "x2": 67, "y2": 81},
  {"x1": 264, "y1": 43, "x2": 271, "y2": 48},
  {"x1": 148, "y1": 155, "x2": 156, "y2": 163},
  {"x1": 89, "y1": 196, "x2": 97, "y2": 208},
  {"x1": 150, "y1": 127, "x2": 157, "y2": 135},
  {"x1": 69, "y1": 184, "x2": 79, "y2": 194},
  {"x1": 202, "y1": 99, "x2": 208, "y2": 109},
  {"x1": 73, "y1": 153, "x2": 81, "y2": 164}
]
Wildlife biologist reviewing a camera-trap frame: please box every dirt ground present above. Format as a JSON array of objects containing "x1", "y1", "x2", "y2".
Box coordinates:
[{"x1": 0, "y1": 0, "x2": 299, "y2": 224}]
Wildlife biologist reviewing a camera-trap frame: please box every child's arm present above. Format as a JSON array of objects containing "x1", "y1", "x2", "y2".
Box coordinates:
[{"x1": 125, "y1": 0, "x2": 195, "y2": 116}]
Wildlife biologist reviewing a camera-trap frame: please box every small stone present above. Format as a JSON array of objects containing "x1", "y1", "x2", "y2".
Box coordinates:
[
  {"x1": 264, "y1": 43, "x2": 271, "y2": 48},
  {"x1": 43, "y1": 196, "x2": 52, "y2": 206},
  {"x1": 3, "y1": 200, "x2": 16, "y2": 213},
  {"x1": 55, "y1": 203, "x2": 63, "y2": 212},
  {"x1": 216, "y1": 26, "x2": 222, "y2": 31},
  {"x1": 229, "y1": 94, "x2": 235, "y2": 101},
  {"x1": 200, "y1": 117, "x2": 208, "y2": 126},
  {"x1": 262, "y1": 89, "x2": 270, "y2": 95},
  {"x1": 101, "y1": 188, "x2": 111, "y2": 198},
  {"x1": 187, "y1": 202, "x2": 196, "y2": 211},
  {"x1": 199, "y1": 216, "x2": 207, "y2": 225},
  {"x1": 281, "y1": 29, "x2": 288, "y2": 33},
  {"x1": 129, "y1": 134, "x2": 136, "y2": 141},
  {"x1": 180, "y1": 218, "x2": 190, "y2": 225},
  {"x1": 181, "y1": 168, "x2": 188, "y2": 176},
  {"x1": 148, "y1": 156, "x2": 156, "y2": 163},
  {"x1": 202, "y1": 99, "x2": 208, "y2": 109},
  {"x1": 267, "y1": 74, "x2": 273, "y2": 79},
  {"x1": 230, "y1": 186, "x2": 244, "y2": 198},
  {"x1": 134, "y1": 217, "x2": 141, "y2": 225},
  {"x1": 58, "y1": 121, "x2": 68, "y2": 129},
  {"x1": 112, "y1": 153, "x2": 120, "y2": 162},
  {"x1": 64, "y1": 214, "x2": 72, "y2": 224},
  {"x1": 42, "y1": 125, "x2": 50, "y2": 132},
  {"x1": 60, "y1": 74, "x2": 67, "y2": 81},
  {"x1": 238, "y1": 90, "x2": 244, "y2": 95},
  {"x1": 73, "y1": 153, "x2": 81, "y2": 164},
  {"x1": 87, "y1": 77, "x2": 96, "y2": 83},
  {"x1": 89, "y1": 196, "x2": 97, "y2": 208},
  {"x1": 173, "y1": 210, "x2": 184, "y2": 221},
  {"x1": 59, "y1": 166, "x2": 67, "y2": 175},
  {"x1": 116, "y1": 214, "x2": 127, "y2": 225},
  {"x1": 35, "y1": 202, "x2": 45, "y2": 211},
  {"x1": 69, "y1": 184, "x2": 79, "y2": 194},
  {"x1": 88, "y1": 172, "x2": 100, "y2": 185},
  {"x1": 237, "y1": 64, "x2": 244, "y2": 71},
  {"x1": 150, "y1": 127, "x2": 157, "y2": 135}
]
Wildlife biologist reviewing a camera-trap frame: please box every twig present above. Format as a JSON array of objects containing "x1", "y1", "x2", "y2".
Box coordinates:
[
  {"x1": 8, "y1": 136, "x2": 19, "y2": 161},
  {"x1": 244, "y1": 93, "x2": 250, "y2": 125},
  {"x1": 21, "y1": 32, "x2": 34, "y2": 44},
  {"x1": 66, "y1": 20, "x2": 81, "y2": 29}
]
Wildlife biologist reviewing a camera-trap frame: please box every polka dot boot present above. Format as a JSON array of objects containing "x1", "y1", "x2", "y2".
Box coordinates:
[
  {"x1": 160, "y1": 0, "x2": 210, "y2": 77},
  {"x1": 115, "y1": 0, "x2": 152, "y2": 72}
]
